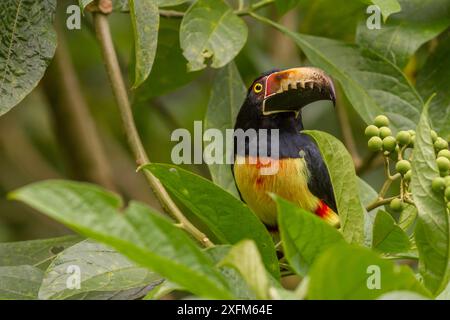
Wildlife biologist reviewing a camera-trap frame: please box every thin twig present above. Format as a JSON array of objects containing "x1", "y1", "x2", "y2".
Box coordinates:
[
  {"x1": 366, "y1": 196, "x2": 397, "y2": 212},
  {"x1": 93, "y1": 12, "x2": 213, "y2": 247}
]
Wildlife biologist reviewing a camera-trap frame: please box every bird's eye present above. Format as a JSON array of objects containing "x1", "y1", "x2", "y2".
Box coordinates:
[{"x1": 253, "y1": 83, "x2": 263, "y2": 93}]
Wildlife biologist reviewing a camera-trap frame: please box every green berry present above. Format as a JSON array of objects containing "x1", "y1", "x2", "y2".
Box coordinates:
[
  {"x1": 396, "y1": 160, "x2": 411, "y2": 175},
  {"x1": 437, "y1": 156, "x2": 450, "y2": 172},
  {"x1": 404, "y1": 170, "x2": 412, "y2": 182},
  {"x1": 382, "y1": 136, "x2": 397, "y2": 152},
  {"x1": 446, "y1": 187, "x2": 450, "y2": 201},
  {"x1": 445, "y1": 176, "x2": 450, "y2": 187},
  {"x1": 432, "y1": 177, "x2": 446, "y2": 192},
  {"x1": 431, "y1": 130, "x2": 438, "y2": 142},
  {"x1": 390, "y1": 198, "x2": 403, "y2": 212},
  {"x1": 379, "y1": 126, "x2": 392, "y2": 139},
  {"x1": 409, "y1": 135, "x2": 415, "y2": 148},
  {"x1": 435, "y1": 137, "x2": 449, "y2": 151},
  {"x1": 408, "y1": 130, "x2": 416, "y2": 136},
  {"x1": 437, "y1": 149, "x2": 450, "y2": 161},
  {"x1": 368, "y1": 136, "x2": 383, "y2": 152},
  {"x1": 365, "y1": 125, "x2": 380, "y2": 138},
  {"x1": 374, "y1": 115, "x2": 389, "y2": 127},
  {"x1": 396, "y1": 131, "x2": 411, "y2": 146}
]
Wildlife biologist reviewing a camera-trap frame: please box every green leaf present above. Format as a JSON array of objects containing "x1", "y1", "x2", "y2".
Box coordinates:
[
  {"x1": 206, "y1": 245, "x2": 256, "y2": 299},
  {"x1": 133, "y1": 19, "x2": 200, "y2": 101},
  {"x1": 38, "y1": 239, "x2": 162, "y2": 300},
  {"x1": 372, "y1": 210, "x2": 410, "y2": 254},
  {"x1": 398, "y1": 203, "x2": 418, "y2": 232},
  {"x1": 378, "y1": 290, "x2": 429, "y2": 300},
  {"x1": 298, "y1": 0, "x2": 366, "y2": 41},
  {"x1": 370, "y1": 0, "x2": 401, "y2": 22},
  {"x1": 255, "y1": 16, "x2": 423, "y2": 132},
  {"x1": 180, "y1": 0, "x2": 248, "y2": 71},
  {"x1": 417, "y1": 35, "x2": 450, "y2": 140},
  {"x1": 411, "y1": 98, "x2": 450, "y2": 295},
  {"x1": 437, "y1": 280, "x2": 450, "y2": 300},
  {"x1": 141, "y1": 164, "x2": 280, "y2": 279},
  {"x1": 303, "y1": 130, "x2": 365, "y2": 244},
  {"x1": 144, "y1": 280, "x2": 182, "y2": 300},
  {"x1": 307, "y1": 244, "x2": 429, "y2": 299},
  {"x1": 204, "y1": 62, "x2": 246, "y2": 198},
  {"x1": 69, "y1": 286, "x2": 155, "y2": 300},
  {"x1": 129, "y1": 0, "x2": 159, "y2": 88},
  {"x1": 10, "y1": 180, "x2": 233, "y2": 299},
  {"x1": 158, "y1": 0, "x2": 188, "y2": 7},
  {"x1": 0, "y1": 236, "x2": 82, "y2": 270},
  {"x1": 0, "y1": 265, "x2": 43, "y2": 300},
  {"x1": 274, "y1": 195, "x2": 344, "y2": 276},
  {"x1": 0, "y1": 0, "x2": 57, "y2": 116},
  {"x1": 275, "y1": 0, "x2": 300, "y2": 16},
  {"x1": 358, "y1": 178, "x2": 382, "y2": 246},
  {"x1": 218, "y1": 240, "x2": 270, "y2": 299},
  {"x1": 357, "y1": 0, "x2": 450, "y2": 68},
  {"x1": 79, "y1": 0, "x2": 93, "y2": 11}
]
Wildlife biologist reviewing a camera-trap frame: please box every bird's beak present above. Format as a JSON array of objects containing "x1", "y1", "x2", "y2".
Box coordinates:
[{"x1": 262, "y1": 67, "x2": 336, "y2": 116}]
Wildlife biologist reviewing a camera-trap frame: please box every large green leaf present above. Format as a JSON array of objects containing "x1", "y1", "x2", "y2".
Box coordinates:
[
  {"x1": 378, "y1": 291, "x2": 429, "y2": 300},
  {"x1": 10, "y1": 180, "x2": 233, "y2": 299},
  {"x1": 0, "y1": 0, "x2": 57, "y2": 116},
  {"x1": 206, "y1": 245, "x2": 256, "y2": 299},
  {"x1": 141, "y1": 164, "x2": 279, "y2": 279},
  {"x1": 0, "y1": 265, "x2": 43, "y2": 300},
  {"x1": 204, "y1": 62, "x2": 246, "y2": 197},
  {"x1": 38, "y1": 239, "x2": 162, "y2": 300},
  {"x1": 158, "y1": 0, "x2": 188, "y2": 7},
  {"x1": 307, "y1": 244, "x2": 429, "y2": 299},
  {"x1": 411, "y1": 100, "x2": 450, "y2": 295},
  {"x1": 133, "y1": 19, "x2": 199, "y2": 101},
  {"x1": 180, "y1": 0, "x2": 248, "y2": 71},
  {"x1": 357, "y1": 0, "x2": 450, "y2": 68},
  {"x1": 0, "y1": 236, "x2": 82, "y2": 270},
  {"x1": 372, "y1": 210, "x2": 410, "y2": 254},
  {"x1": 370, "y1": 0, "x2": 401, "y2": 22},
  {"x1": 218, "y1": 240, "x2": 270, "y2": 299},
  {"x1": 129, "y1": 0, "x2": 159, "y2": 88},
  {"x1": 358, "y1": 178, "x2": 382, "y2": 246},
  {"x1": 303, "y1": 130, "x2": 365, "y2": 244},
  {"x1": 255, "y1": 15, "x2": 423, "y2": 132},
  {"x1": 417, "y1": 36, "x2": 450, "y2": 140},
  {"x1": 274, "y1": 196, "x2": 344, "y2": 276}
]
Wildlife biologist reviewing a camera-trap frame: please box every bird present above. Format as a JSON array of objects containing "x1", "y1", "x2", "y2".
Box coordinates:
[{"x1": 233, "y1": 67, "x2": 340, "y2": 229}]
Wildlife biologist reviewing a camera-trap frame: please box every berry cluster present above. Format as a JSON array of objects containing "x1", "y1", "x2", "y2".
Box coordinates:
[
  {"x1": 431, "y1": 146, "x2": 450, "y2": 210},
  {"x1": 365, "y1": 115, "x2": 450, "y2": 212}
]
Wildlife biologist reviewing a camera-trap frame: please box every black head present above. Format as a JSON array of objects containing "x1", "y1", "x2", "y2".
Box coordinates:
[{"x1": 235, "y1": 67, "x2": 336, "y2": 131}]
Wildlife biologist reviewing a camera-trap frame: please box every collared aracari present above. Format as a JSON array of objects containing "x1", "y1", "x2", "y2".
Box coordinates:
[{"x1": 233, "y1": 67, "x2": 340, "y2": 228}]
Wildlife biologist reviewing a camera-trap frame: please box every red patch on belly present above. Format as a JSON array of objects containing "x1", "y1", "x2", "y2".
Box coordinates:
[
  {"x1": 315, "y1": 200, "x2": 330, "y2": 218},
  {"x1": 256, "y1": 177, "x2": 264, "y2": 185}
]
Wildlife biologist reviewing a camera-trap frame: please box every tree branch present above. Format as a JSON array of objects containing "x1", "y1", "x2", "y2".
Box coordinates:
[{"x1": 92, "y1": 12, "x2": 213, "y2": 247}]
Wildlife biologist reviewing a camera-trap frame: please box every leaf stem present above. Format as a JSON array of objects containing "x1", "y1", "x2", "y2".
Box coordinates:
[
  {"x1": 92, "y1": 12, "x2": 213, "y2": 248},
  {"x1": 366, "y1": 196, "x2": 397, "y2": 212}
]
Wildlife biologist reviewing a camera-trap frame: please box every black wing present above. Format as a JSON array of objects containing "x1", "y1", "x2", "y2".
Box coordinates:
[{"x1": 301, "y1": 134, "x2": 337, "y2": 213}]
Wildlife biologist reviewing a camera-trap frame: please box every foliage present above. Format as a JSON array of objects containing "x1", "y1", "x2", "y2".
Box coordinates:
[{"x1": 0, "y1": 0, "x2": 449, "y2": 301}]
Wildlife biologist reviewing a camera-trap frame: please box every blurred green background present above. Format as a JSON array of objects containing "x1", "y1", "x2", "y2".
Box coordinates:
[{"x1": 1, "y1": 0, "x2": 415, "y2": 242}]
